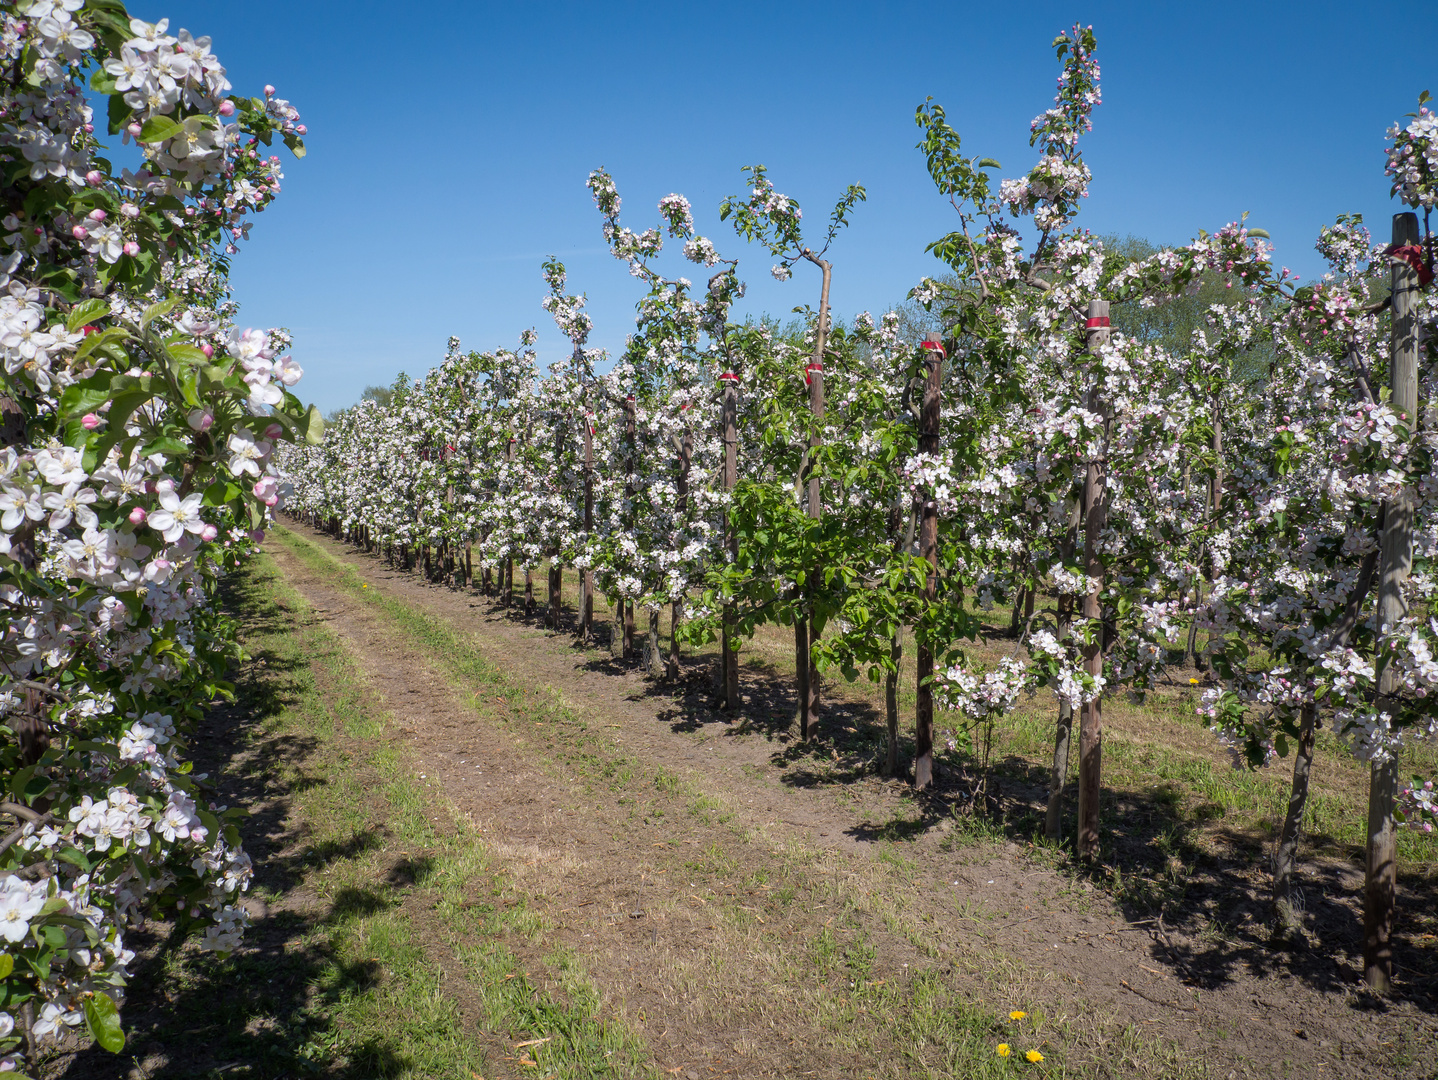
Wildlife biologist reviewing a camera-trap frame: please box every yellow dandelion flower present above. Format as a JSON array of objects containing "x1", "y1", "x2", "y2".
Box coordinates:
[
  {"x1": 996, "y1": 1044, "x2": 1011, "y2": 1057},
  {"x1": 1009, "y1": 1010, "x2": 1028, "y2": 1021},
  {"x1": 1026, "y1": 1049, "x2": 1044, "y2": 1063},
  {"x1": 1188, "y1": 677, "x2": 1199, "y2": 685}
]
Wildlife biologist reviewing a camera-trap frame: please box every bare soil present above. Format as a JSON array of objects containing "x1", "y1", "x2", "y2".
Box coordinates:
[{"x1": 259, "y1": 523, "x2": 1438, "y2": 1077}]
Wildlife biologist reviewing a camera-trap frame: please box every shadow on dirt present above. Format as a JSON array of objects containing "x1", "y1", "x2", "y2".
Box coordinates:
[
  {"x1": 289, "y1": 532, "x2": 1438, "y2": 1019},
  {"x1": 56, "y1": 569, "x2": 431, "y2": 1080}
]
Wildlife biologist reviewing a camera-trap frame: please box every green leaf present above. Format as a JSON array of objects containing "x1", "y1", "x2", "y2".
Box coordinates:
[
  {"x1": 137, "y1": 115, "x2": 182, "y2": 144},
  {"x1": 1246, "y1": 228, "x2": 1270, "y2": 239},
  {"x1": 165, "y1": 341, "x2": 209, "y2": 367},
  {"x1": 140, "y1": 298, "x2": 179, "y2": 329},
  {"x1": 303, "y1": 404, "x2": 325, "y2": 446},
  {"x1": 83, "y1": 993, "x2": 125, "y2": 1053},
  {"x1": 139, "y1": 436, "x2": 189, "y2": 458},
  {"x1": 75, "y1": 326, "x2": 130, "y2": 364},
  {"x1": 202, "y1": 480, "x2": 241, "y2": 507},
  {"x1": 57, "y1": 376, "x2": 112, "y2": 419},
  {"x1": 7, "y1": 765, "x2": 36, "y2": 802},
  {"x1": 66, "y1": 299, "x2": 110, "y2": 332},
  {"x1": 0, "y1": 953, "x2": 12, "y2": 979},
  {"x1": 975, "y1": 157, "x2": 1002, "y2": 169},
  {"x1": 105, "y1": 389, "x2": 155, "y2": 433}
]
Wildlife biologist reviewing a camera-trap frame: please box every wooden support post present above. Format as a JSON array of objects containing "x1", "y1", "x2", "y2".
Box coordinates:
[
  {"x1": 580, "y1": 404, "x2": 595, "y2": 641},
  {"x1": 798, "y1": 340, "x2": 825, "y2": 739},
  {"x1": 503, "y1": 435, "x2": 516, "y2": 606},
  {"x1": 646, "y1": 608, "x2": 663, "y2": 678},
  {"x1": 1046, "y1": 568, "x2": 1077, "y2": 841},
  {"x1": 549, "y1": 560, "x2": 561, "y2": 629},
  {"x1": 720, "y1": 371, "x2": 741, "y2": 709},
  {"x1": 914, "y1": 331, "x2": 944, "y2": 789},
  {"x1": 1077, "y1": 299, "x2": 1111, "y2": 860},
  {"x1": 1365, "y1": 211, "x2": 1419, "y2": 993},
  {"x1": 669, "y1": 432, "x2": 691, "y2": 680},
  {"x1": 622, "y1": 395, "x2": 637, "y2": 660}
]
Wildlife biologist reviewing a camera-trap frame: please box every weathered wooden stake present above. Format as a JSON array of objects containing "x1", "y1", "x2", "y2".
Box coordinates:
[
  {"x1": 622, "y1": 395, "x2": 637, "y2": 660},
  {"x1": 914, "y1": 332, "x2": 944, "y2": 789},
  {"x1": 1365, "y1": 211, "x2": 1420, "y2": 993},
  {"x1": 668, "y1": 432, "x2": 691, "y2": 680},
  {"x1": 720, "y1": 371, "x2": 741, "y2": 709},
  {"x1": 1076, "y1": 299, "x2": 1110, "y2": 860},
  {"x1": 549, "y1": 562, "x2": 562, "y2": 629},
  {"x1": 797, "y1": 322, "x2": 827, "y2": 737},
  {"x1": 580, "y1": 404, "x2": 595, "y2": 641}
]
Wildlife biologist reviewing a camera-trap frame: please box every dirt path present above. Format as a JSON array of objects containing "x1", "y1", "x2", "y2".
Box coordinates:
[{"x1": 267, "y1": 522, "x2": 1437, "y2": 1079}]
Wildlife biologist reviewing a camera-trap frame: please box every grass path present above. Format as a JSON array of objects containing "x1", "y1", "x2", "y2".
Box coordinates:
[
  {"x1": 49, "y1": 528, "x2": 1438, "y2": 1078},
  {"x1": 54, "y1": 551, "x2": 650, "y2": 1079}
]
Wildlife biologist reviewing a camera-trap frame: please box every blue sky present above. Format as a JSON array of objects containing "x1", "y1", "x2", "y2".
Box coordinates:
[{"x1": 153, "y1": 1, "x2": 1432, "y2": 413}]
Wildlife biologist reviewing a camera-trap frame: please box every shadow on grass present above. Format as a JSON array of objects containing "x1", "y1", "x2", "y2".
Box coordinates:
[
  {"x1": 279, "y1": 526, "x2": 1438, "y2": 1017},
  {"x1": 56, "y1": 568, "x2": 429, "y2": 1080}
]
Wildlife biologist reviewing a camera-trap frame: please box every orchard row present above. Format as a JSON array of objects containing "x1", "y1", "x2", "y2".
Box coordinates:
[
  {"x1": 280, "y1": 28, "x2": 1438, "y2": 996},
  {"x1": 0, "y1": 0, "x2": 316, "y2": 1064}
]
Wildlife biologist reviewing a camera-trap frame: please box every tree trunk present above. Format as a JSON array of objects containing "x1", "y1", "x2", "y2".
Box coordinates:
[
  {"x1": 1365, "y1": 211, "x2": 1420, "y2": 993},
  {"x1": 646, "y1": 609, "x2": 663, "y2": 678},
  {"x1": 1272, "y1": 703, "x2": 1317, "y2": 944},
  {"x1": 793, "y1": 601, "x2": 809, "y2": 732},
  {"x1": 1077, "y1": 299, "x2": 1111, "y2": 860},
  {"x1": 884, "y1": 629, "x2": 902, "y2": 777},
  {"x1": 549, "y1": 562, "x2": 562, "y2": 629}
]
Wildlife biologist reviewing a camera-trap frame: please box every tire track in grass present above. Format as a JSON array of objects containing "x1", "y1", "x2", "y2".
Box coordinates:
[
  {"x1": 56, "y1": 554, "x2": 653, "y2": 1080},
  {"x1": 263, "y1": 524, "x2": 1233, "y2": 1080}
]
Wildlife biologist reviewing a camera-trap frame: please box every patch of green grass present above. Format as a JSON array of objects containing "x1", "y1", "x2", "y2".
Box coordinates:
[
  {"x1": 57, "y1": 553, "x2": 656, "y2": 1080},
  {"x1": 268, "y1": 527, "x2": 1216, "y2": 1080}
]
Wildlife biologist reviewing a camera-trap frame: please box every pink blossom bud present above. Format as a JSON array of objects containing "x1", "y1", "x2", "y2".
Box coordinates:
[
  {"x1": 127, "y1": 122, "x2": 142, "y2": 136},
  {"x1": 295, "y1": 124, "x2": 307, "y2": 135},
  {"x1": 71, "y1": 225, "x2": 87, "y2": 240},
  {"x1": 120, "y1": 203, "x2": 140, "y2": 219},
  {"x1": 250, "y1": 529, "x2": 266, "y2": 544},
  {"x1": 200, "y1": 524, "x2": 219, "y2": 541},
  {"x1": 122, "y1": 241, "x2": 139, "y2": 257},
  {"x1": 83, "y1": 123, "x2": 93, "y2": 134},
  {"x1": 81, "y1": 413, "x2": 101, "y2": 430},
  {"x1": 129, "y1": 506, "x2": 147, "y2": 525},
  {"x1": 218, "y1": 100, "x2": 235, "y2": 117},
  {"x1": 87, "y1": 209, "x2": 106, "y2": 222},
  {"x1": 263, "y1": 423, "x2": 283, "y2": 440},
  {"x1": 201, "y1": 343, "x2": 214, "y2": 358},
  {"x1": 187, "y1": 407, "x2": 214, "y2": 432},
  {"x1": 85, "y1": 170, "x2": 103, "y2": 186},
  {"x1": 264, "y1": 85, "x2": 275, "y2": 97}
]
